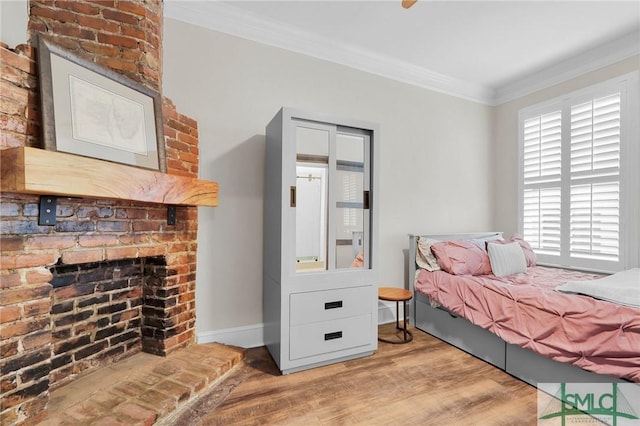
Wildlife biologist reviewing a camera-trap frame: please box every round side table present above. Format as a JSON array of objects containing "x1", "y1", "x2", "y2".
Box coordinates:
[{"x1": 378, "y1": 287, "x2": 413, "y2": 344}]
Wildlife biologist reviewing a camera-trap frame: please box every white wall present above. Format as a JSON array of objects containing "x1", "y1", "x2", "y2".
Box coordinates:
[
  {"x1": 0, "y1": 0, "x2": 28, "y2": 48},
  {"x1": 492, "y1": 55, "x2": 640, "y2": 267},
  {"x1": 163, "y1": 18, "x2": 494, "y2": 346}
]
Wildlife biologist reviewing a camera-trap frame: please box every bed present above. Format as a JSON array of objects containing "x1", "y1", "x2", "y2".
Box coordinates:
[{"x1": 408, "y1": 232, "x2": 640, "y2": 385}]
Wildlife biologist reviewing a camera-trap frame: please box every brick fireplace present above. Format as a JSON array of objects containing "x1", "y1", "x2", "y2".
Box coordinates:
[{"x1": 0, "y1": 1, "x2": 213, "y2": 424}]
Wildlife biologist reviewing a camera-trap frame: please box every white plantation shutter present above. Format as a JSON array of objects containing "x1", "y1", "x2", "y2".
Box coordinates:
[
  {"x1": 569, "y1": 94, "x2": 620, "y2": 262},
  {"x1": 518, "y1": 72, "x2": 639, "y2": 272},
  {"x1": 522, "y1": 112, "x2": 562, "y2": 255},
  {"x1": 570, "y1": 183, "x2": 619, "y2": 260},
  {"x1": 523, "y1": 112, "x2": 562, "y2": 183},
  {"x1": 523, "y1": 188, "x2": 561, "y2": 255},
  {"x1": 570, "y1": 95, "x2": 621, "y2": 178}
]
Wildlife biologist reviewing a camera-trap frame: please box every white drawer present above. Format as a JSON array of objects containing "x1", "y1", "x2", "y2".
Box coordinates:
[
  {"x1": 289, "y1": 314, "x2": 372, "y2": 360},
  {"x1": 289, "y1": 286, "x2": 373, "y2": 326}
]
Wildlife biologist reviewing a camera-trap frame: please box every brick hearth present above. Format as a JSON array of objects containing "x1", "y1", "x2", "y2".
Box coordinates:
[
  {"x1": 45, "y1": 343, "x2": 245, "y2": 425},
  {"x1": 0, "y1": 1, "x2": 211, "y2": 424}
]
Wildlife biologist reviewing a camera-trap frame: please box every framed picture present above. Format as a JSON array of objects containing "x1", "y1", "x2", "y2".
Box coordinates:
[{"x1": 38, "y1": 36, "x2": 166, "y2": 172}]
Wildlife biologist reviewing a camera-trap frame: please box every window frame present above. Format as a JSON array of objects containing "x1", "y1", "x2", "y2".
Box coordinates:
[{"x1": 517, "y1": 71, "x2": 639, "y2": 273}]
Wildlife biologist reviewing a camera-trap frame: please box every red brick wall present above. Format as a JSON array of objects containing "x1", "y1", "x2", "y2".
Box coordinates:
[
  {"x1": 28, "y1": 0, "x2": 163, "y2": 92},
  {"x1": 0, "y1": 1, "x2": 203, "y2": 424},
  {"x1": 0, "y1": 43, "x2": 39, "y2": 149}
]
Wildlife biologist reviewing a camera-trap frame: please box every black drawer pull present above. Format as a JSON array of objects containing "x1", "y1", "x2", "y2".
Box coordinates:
[
  {"x1": 324, "y1": 331, "x2": 342, "y2": 341},
  {"x1": 324, "y1": 301, "x2": 343, "y2": 310}
]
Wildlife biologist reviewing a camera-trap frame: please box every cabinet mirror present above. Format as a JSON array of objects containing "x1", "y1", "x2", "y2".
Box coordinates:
[{"x1": 293, "y1": 120, "x2": 371, "y2": 273}]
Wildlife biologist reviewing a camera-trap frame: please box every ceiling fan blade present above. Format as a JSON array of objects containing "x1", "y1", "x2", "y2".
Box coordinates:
[{"x1": 402, "y1": 0, "x2": 418, "y2": 8}]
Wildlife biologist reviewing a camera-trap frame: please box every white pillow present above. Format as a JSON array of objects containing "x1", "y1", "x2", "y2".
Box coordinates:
[
  {"x1": 487, "y1": 241, "x2": 527, "y2": 277},
  {"x1": 416, "y1": 237, "x2": 441, "y2": 272}
]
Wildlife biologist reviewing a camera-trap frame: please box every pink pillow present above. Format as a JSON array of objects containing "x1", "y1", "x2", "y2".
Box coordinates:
[
  {"x1": 351, "y1": 251, "x2": 364, "y2": 268},
  {"x1": 430, "y1": 240, "x2": 492, "y2": 276},
  {"x1": 489, "y1": 235, "x2": 537, "y2": 266}
]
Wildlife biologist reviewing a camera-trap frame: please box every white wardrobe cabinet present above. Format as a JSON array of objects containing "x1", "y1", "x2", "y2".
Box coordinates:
[{"x1": 263, "y1": 107, "x2": 379, "y2": 374}]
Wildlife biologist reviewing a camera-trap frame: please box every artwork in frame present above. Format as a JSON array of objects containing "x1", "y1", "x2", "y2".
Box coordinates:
[{"x1": 37, "y1": 36, "x2": 166, "y2": 172}]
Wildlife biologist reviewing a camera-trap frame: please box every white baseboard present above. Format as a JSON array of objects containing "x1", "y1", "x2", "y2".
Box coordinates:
[
  {"x1": 377, "y1": 300, "x2": 399, "y2": 325},
  {"x1": 196, "y1": 323, "x2": 265, "y2": 348},
  {"x1": 196, "y1": 301, "x2": 401, "y2": 349}
]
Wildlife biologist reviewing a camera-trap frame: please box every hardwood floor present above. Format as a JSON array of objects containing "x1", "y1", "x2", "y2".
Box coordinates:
[{"x1": 169, "y1": 323, "x2": 538, "y2": 425}]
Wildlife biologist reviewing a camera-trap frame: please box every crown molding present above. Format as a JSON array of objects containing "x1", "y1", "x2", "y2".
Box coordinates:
[
  {"x1": 492, "y1": 31, "x2": 640, "y2": 105},
  {"x1": 164, "y1": 1, "x2": 639, "y2": 107},
  {"x1": 164, "y1": 1, "x2": 494, "y2": 104}
]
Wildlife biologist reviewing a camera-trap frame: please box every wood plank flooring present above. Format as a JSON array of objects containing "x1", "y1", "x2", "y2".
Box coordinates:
[{"x1": 168, "y1": 324, "x2": 538, "y2": 425}]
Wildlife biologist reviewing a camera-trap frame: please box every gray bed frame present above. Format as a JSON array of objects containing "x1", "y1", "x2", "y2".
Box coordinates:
[{"x1": 408, "y1": 233, "x2": 622, "y2": 386}]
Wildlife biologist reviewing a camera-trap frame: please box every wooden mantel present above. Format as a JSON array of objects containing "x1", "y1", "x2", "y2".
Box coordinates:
[{"x1": 0, "y1": 147, "x2": 218, "y2": 207}]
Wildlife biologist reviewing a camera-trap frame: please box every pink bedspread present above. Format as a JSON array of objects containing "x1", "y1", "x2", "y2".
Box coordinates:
[{"x1": 415, "y1": 266, "x2": 640, "y2": 382}]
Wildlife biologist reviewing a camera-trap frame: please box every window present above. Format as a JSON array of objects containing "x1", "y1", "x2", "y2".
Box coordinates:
[{"x1": 518, "y1": 72, "x2": 639, "y2": 272}]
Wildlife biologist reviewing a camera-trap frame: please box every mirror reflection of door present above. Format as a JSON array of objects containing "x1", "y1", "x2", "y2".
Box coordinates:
[
  {"x1": 295, "y1": 165, "x2": 327, "y2": 271},
  {"x1": 294, "y1": 120, "x2": 371, "y2": 273},
  {"x1": 295, "y1": 124, "x2": 329, "y2": 272}
]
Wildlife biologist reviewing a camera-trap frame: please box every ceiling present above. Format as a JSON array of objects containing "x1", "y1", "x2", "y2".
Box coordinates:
[{"x1": 164, "y1": 1, "x2": 640, "y2": 105}]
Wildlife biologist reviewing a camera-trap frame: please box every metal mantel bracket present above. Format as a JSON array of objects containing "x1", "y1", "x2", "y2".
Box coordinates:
[
  {"x1": 167, "y1": 205, "x2": 177, "y2": 225},
  {"x1": 39, "y1": 196, "x2": 57, "y2": 226}
]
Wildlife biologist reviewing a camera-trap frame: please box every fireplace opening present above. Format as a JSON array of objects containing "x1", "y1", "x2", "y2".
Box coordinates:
[{"x1": 48, "y1": 256, "x2": 167, "y2": 389}]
